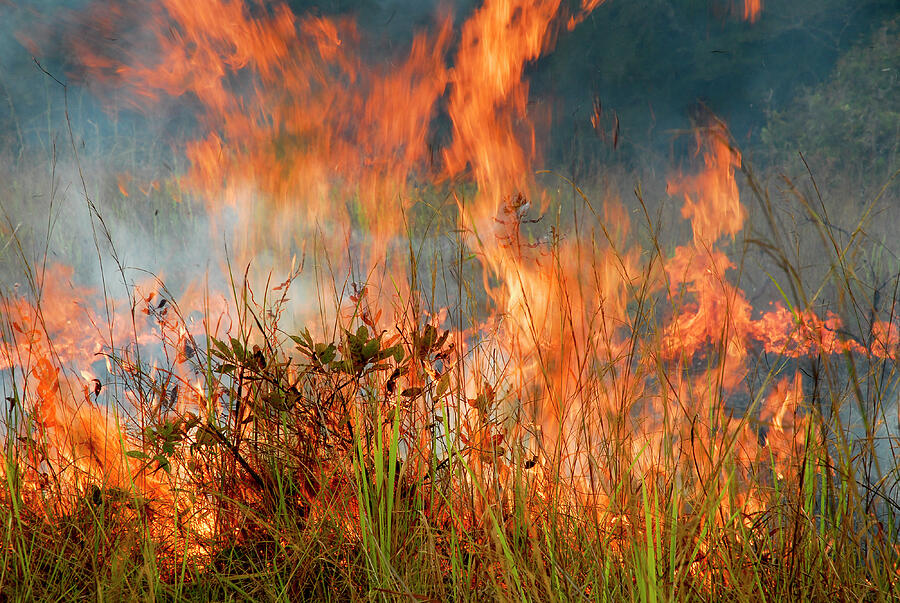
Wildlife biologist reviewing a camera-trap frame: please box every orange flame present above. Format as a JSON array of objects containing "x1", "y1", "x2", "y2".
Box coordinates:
[
  {"x1": 743, "y1": 0, "x2": 762, "y2": 23},
  {"x1": 5, "y1": 0, "x2": 886, "y2": 573}
]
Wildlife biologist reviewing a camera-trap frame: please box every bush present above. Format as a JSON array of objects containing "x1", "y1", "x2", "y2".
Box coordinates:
[{"x1": 761, "y1": 17, "x2": 900, "y2": 183}]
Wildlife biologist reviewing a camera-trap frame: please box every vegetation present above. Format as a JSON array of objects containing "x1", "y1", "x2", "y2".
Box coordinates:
[
  {"x1": 2, "y1": 145, "x2": 900, "y2": 601},
  {"x1": 0, "y1": 1, "x2": 899, "y2": 601},
  {"x1": 761, "y1": 16, "x2": 900, "y2": 187}
]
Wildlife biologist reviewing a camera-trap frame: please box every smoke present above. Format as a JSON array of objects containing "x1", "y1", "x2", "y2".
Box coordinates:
[
  {"x1": 0, "y1": 1, "x2": 213, "y2": 303},
  {"x1": 1, "y1": 0, "x2": 898, "y2": 523},
  {"x1": 1, "y1": 0, "x2": 898, "y2": 303}
]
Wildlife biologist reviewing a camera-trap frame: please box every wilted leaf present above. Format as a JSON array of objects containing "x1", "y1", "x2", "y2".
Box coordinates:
[
  {"x1": 385, "y1": 367, "x2": 401, "y2": 395},
  {"x1": 435, "y1": 329, "x2": 450, "y2": 351}
]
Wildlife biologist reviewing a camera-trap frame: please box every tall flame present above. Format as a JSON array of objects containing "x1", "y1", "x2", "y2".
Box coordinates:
[{"x1": 15, "y1": 0, "x2": 894, "y2": 578}]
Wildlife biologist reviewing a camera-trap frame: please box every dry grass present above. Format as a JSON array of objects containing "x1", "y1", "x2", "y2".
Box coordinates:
[{"x1": 1, "y1": 112, "x2": 900, "y2": 602}]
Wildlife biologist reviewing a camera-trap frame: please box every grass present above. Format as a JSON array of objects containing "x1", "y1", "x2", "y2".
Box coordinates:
[{"x1": 1, "y1": 114, "x2": 900, "y2": 603}]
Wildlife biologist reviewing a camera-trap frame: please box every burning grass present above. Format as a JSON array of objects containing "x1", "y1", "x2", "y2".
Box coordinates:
[
  {"x1": 2, "y1": 0, "x2": 900, "y2": 600},
  {"x1": 2, "y1": 143, "x2": 900, "y2": 600}
]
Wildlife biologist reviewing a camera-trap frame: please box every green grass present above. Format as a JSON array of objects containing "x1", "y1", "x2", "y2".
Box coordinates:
[{"x1": 2, "y1": 128, "x2": 900, "y2": 603}]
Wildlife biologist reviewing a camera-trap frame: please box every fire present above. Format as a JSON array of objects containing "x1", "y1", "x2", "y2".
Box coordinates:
[
  {"x1": 743, "y1": 0, "x2": 762, "y2": 23},
  {"x1": 444, "y1": 0, "x2": 559, "y2": 207},
  {"x1": 668, "y1": 121, "x2": 746, "y2": 247},
  {"x1": 7, "y1": 0, "x2": 896, "y2": 586}
]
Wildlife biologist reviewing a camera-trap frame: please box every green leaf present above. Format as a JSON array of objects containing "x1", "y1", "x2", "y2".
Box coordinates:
[
  {"x1": 315, "y1": 343, "x2": 336, "y2": 365},
  {"x1": 126, "y1": 450, "x2": 150, "y2": 460},
  {"x1": 195, "y1": 425, "x2": 218, "y2": 446},
  {"x1": 292, "y1": 330, "x2": 317, "y2": 355},
  {"x1": 230, "y1": 337, "x2": 245, "y2": 360},
  {"x1": 765, "y1": 271, "x2": 797, "y2": 321},
  {"x1": 264, "y1": 390, "x2": 293, "y2": 411},
  {"x1": 392, "y1": 345, "x2": 405, "y2": 363},
  {"x1": 154, "y1": 456, "x2": 171, "y2": 474},
  {"x1": 435, "y1": 373, "x2": 451, "y2": 399},
  {"x1": 362, "y1": 339, "x2": 379, "y2": 361},
  {"x1": 211, "y1": 337, "x2": 232, "y2": 359}
]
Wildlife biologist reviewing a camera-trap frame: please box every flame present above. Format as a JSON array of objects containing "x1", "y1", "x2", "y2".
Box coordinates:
[
  {"x1": 668, "y1": 122, "x2": 746, "y2": 247},
  {"x1": 743, "y1": 0, "x2": 762, "y2": 23},
  {"x1": 72, "y1": 0, "x2": 454, "y2": 283},
  {"x1": 7, "y1": 0, "x2": 892, "y2": 579},
  {"x1": 444, "y1": 0, "x2": 559, "y2": 209},
  {"x1": 568, "y1": 0, "x2": 608, "y2": 31}
]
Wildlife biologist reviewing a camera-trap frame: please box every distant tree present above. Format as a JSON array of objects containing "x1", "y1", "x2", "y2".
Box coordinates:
[
  {"x1": 529, "y1": 0, "x2": 899, "y2": 173},
  {"x1": 761, "y1": 16, "x2": 899, "y2": 184}
]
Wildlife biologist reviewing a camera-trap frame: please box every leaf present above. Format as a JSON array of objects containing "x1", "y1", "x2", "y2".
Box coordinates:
[
  {"x1": 230, "y1": 337, "x2": 245, "y2": 360},
  {"x1": 264, "y1": 390, "x2": 293, "y2": 411},
  {"x1": 157, "y1": 422, "x2": 173, "y2": 438},
  {"x1": 211, "y1": 337, "x2": 232, "y2": 359},
  {"x1": 435, "y1": 329, "x2": 450, "y2": 351},
  {"x1": 362, "y1": 339, "x2": 380, "y2": 361},
  {"x1": 420, "y1": 324, "x2": 437, "y2": 356},
  {"x1": 126, "y1": 450, "x2": 150, "y2": 460},
  {"x1": 183, "y1": 413, "x2": 201, "y2": 430},
  {"x1": 392, "y1": 345, "x2": 405, "y2": 363},
  {"x1": 468, "y1": 386, "x2": 495, "y2": 413},
  {"x1": 195, "y1": 425, "x2": 218, "y2": 446},
  {"x1": 333, "y1": 359, "x2": 352, "y2": 374},
  {"x1": 317, "y1": 343, "x2": 336, "y2": 365},
  {"x1": 153, "y1": 455, "x2": 171, "y2": 474},
  {"x1": 435, "y1": 373, "x2": 451, "y2": 399},
  {"x1": 401, "y1": 387, "x2": 424, "y2": 398},
  {"x1": 385, "y1": 367, "x2": 401, "y2": 395}
]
